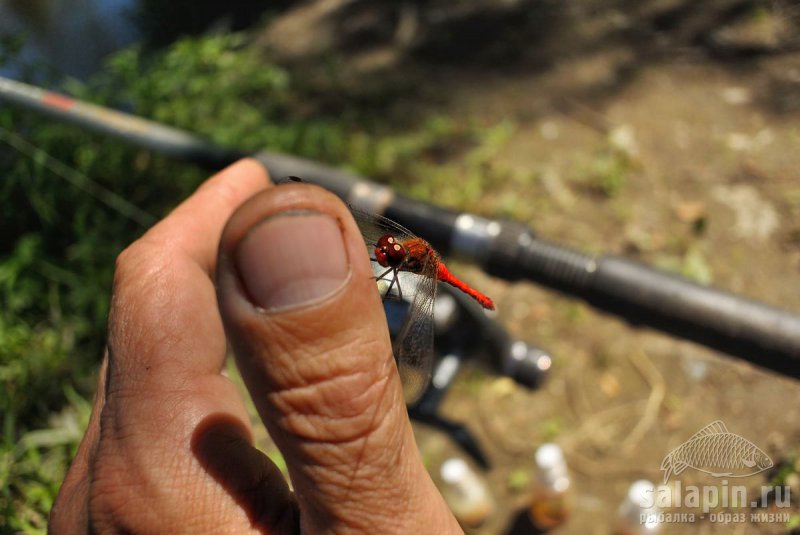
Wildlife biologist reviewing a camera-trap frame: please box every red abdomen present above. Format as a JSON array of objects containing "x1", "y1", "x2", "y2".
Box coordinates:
[{"x1": 436, "y1": 263, "x2": 496, "y2": 310}]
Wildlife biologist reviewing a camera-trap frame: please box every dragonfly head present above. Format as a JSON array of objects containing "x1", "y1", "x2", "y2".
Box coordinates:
[{"x1": 374, "y1": 234, "x2": 406, "y2": 268}]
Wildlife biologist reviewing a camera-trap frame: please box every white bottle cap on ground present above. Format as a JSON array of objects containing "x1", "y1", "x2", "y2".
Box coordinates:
[
  {"x1": 535, "y1": 443, "x2": 570, "y2": 493},
  {"x1": 616, "y1": 479, "x2": 661, "y2": 534},
  {"x1": 439, "y1": 458, "x2": 494, "y2": 527}
]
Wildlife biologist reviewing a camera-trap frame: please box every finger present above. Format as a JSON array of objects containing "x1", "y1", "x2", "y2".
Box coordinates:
[
  {"x1": 109, "y1": 158, "x2": 269, "y2": 386},
  {"x1": 86, "y1": 160, "x2": 297, "y2": 533},
  {"x1": 217, "y1": 183, "x2": 461, "y2": 534},
  {"x1": 49, "y1": 353, "x2": 109, "y2": 534}
]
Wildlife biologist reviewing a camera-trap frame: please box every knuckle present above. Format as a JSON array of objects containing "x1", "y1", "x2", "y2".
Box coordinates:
[
  {"x1": 113, "y1": 238, "x2": 168, "y2": 292},
  {"x1": 204, "y1": 177, "x2": 240, "y2": 207},
  {"x1": 113, "y1": 236, "x2": 179, "y2": 308},
  {"x1": 109, "y1": 239, "x2": 183, "y2": 357},
  {"x1": 114, "y1": 238, "x2": 158, "y2": 294}
]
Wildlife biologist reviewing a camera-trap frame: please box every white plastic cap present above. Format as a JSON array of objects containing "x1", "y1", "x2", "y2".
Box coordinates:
[
  {"x1": 535, "y1": 443, "x2": 565, "y2": 468},
  {"x1": 441, "y1": 458, "x2": 469, "y2": 483}
]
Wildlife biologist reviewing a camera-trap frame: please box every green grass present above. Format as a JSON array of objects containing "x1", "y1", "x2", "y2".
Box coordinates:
[{"x1": 1, "y1": 387, "x2": 92, "y2": 533}]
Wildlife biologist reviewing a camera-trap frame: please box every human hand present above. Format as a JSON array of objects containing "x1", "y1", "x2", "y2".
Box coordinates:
[{"x1": 49, "y1": 160, "x2": 462, "y2": 534}]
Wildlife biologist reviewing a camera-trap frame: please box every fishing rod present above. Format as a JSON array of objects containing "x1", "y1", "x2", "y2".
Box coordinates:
[{"x1": 2, "y1": 75, "x2": 799, "y2": 378}]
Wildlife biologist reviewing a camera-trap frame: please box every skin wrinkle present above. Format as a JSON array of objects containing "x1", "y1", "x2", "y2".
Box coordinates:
[
  {"x1": 270, "y1": 340, "x2": 394, "y2": 417},
  {"x1": 295, "y1": 463, "x2": 418, "y2": 535},
  {"x1": 239, "y1": 307, "x2": 392, "y2": 395},
  {"x1": 322, "y1": 445, "x2": 397, "y2": 506},
  {"x1": 268, "y1": 333, "x2": 393, "y2": 402},
  {"x1": 92, "y1": 425, "x2": 207, "y2": 532},
  {"x1": 92, "y1": 472, "x2": 184, "y2": 534},
  {"x1": 235, "y1": 337, "x2": 389, "y2": 421},
  {"x1": 101, "y1": 377, "x2": 204, "y2": 429},
  {"x1": 348, "y1": 359, "x2": 403, "y2": 496},
  {"x1": 282, "y1": 407, "x2": 406, "y2": 493},
  {"x1": 178, "y1": 480, "x2": 276, "y2": 535},
  {"x1": 271, "y1": 386, "x2": 391, "y2": 444},
  {"x1": 92, "y1": 446, "x2": 239, "y2": 532},
  {"x1": 259, "y1": 353, "x2": 397, "y2": 442},
  {"x1": 293, "y1": 333, "x2": 390, "y2": 389},
  {"x1": 102, "y1": 375, "x2": 195, "y2": 408},
  {"x1": 189, "y1": 451, "x2": 281, "y2": 533},
  {"x1": 89, "y1": 456, "x2": 156, "y2": 532},
  {"x1": 115, "y1": 385, "x2": 250, "y2": 451},
  {"x1": 99, "y1": 397, "x2": 221, "y2": 485},
  {"x1": 266, "y1": 425, "x2": 414, "y2": 530},
  {"x1": 269, "y1": 369, "x2": 389, "y2": 422},
  {"x1": 347, "y1": 478, "x2": 419, "y2": 530}
]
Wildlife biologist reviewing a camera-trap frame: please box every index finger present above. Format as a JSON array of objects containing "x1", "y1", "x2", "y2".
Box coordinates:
[
  {"x1": 143, "y1": 158, "x2": 271, "y2": 275},
  {"x1": 109, "y1": 159, "x2": 270, "y2": 385}
]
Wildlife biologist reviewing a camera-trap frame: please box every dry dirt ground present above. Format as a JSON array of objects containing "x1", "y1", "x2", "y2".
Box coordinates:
[
  {"x1": 421, "y1": 54, "x2": 800, "y2": 534},
  {"x1": 257, "y1": 2, "x2": 800, "y2": 533}
]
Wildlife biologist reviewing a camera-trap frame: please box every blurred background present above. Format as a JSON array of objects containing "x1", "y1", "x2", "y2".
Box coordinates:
[{"x1": 1, "y1": 0, "x2": 800, "y2": 533}]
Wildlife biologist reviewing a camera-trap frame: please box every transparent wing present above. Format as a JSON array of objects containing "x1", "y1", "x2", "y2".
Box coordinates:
[
  {"x1": 350, "y1": 207, "x2": 438, "y2": 404},
  {"x1": 394, "y1": 263, "x2": 437, "y2": 404}
]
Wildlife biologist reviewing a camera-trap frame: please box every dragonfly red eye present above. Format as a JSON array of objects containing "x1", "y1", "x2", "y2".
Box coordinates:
[{"x1": 375, "y1": 234, "x2": 406, "y2": 268}]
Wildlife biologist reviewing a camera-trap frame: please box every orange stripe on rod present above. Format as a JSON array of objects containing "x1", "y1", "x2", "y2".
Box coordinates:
[{"x1": 41, "y1": 92, "x2": 75, "y2": 111}]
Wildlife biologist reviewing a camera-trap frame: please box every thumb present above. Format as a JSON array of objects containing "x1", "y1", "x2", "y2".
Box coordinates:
[{"x1": 216, "y1": 182, "x2": 461, "y2": 534}]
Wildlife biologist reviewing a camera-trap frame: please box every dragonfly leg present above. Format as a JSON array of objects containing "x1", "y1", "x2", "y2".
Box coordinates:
[
  {"x1": 374, "y1": 266, "x2": 401, "y2": 300},
  {"x1": 384, "y1": 269, "x2": 400, "y2": 299},
  {"x1": 374, "y1": 266, "x2": 394, "y2": 282}
]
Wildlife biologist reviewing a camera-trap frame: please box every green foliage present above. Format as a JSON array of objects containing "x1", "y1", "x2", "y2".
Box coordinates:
[{"x1": 1, "y1": 387, "x2": 91, "y2": 534}]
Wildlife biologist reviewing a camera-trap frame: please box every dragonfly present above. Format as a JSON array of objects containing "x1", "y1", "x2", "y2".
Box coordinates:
[{"x1": 353, "y1": 210, "x2": 495, "y2": 403}]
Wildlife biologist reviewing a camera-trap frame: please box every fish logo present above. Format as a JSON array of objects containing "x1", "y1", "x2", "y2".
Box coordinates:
[{"x1": 661, "y1": 421, "x2": 773, "y2": 484}]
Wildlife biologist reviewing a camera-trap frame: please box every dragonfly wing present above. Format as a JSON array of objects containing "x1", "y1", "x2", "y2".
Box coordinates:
[
  {"x1": 394, "y1": 262, "x2": 437, "y2": 404},
  {"x1": 349, "y1": 206, "x2": 438, "y2": 404}
]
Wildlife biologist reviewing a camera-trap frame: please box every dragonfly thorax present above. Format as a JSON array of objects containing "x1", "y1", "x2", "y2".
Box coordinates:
[{"x1": 374, "y1": 234, "x2": 407, "y2": 268}]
